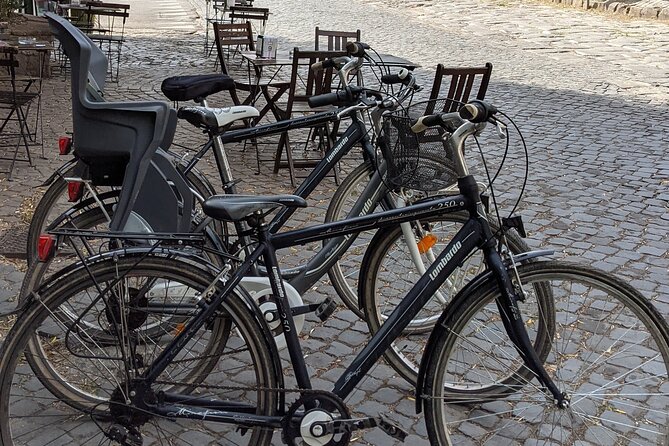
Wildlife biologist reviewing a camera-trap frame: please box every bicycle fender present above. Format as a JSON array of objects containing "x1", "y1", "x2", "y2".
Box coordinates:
[
  {"x1": 414, "y1": 250, "x2": 553, "y2": 413},
  {"x1": 38, "y1": 158, "x2": 78, "y2": 187}
]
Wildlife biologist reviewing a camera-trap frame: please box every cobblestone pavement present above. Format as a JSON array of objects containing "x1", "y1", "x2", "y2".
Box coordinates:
[{"x1": 0, "y1": 0, "x2": 667, "y2": 444}]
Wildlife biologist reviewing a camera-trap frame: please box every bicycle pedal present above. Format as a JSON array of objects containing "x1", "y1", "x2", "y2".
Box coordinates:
[
  {"x1": 378, "y1": 416, "x2": 408, "y2": 441},
  {"x1": 315, "y1": 297, "x2": 337, "y2": 322}
]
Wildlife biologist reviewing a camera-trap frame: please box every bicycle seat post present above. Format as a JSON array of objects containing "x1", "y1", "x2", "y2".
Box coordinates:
[{"x1": 195, "y1": 96, "x2": 236, "y2": 191}]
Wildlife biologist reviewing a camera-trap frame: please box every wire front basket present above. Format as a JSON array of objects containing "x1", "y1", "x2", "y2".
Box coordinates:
[{"x1": 378, "y1": 98, "x2": 461, "y2": 192}]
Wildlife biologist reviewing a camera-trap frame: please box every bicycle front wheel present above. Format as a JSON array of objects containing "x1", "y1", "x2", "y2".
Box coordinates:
[
  {"x1": 0, "y1": 255, "x2": 278, "y2": 445},
  {"x1": 424, "y1": 261, "x2": 669, "y2": 445}
]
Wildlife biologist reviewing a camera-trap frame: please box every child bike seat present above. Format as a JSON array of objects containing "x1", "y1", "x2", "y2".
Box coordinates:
[{"x1": 46, "y1": 13, "x2": 190, "y2": 232}]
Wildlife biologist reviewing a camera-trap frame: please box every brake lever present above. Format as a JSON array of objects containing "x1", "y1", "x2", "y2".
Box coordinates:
[{"x1": 494, "y1": 119, "x2": 508, "y2": 140}]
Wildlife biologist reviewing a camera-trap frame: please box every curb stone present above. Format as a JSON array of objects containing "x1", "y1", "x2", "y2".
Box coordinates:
[{"x1": 541, "y1": 0, "x2": 669, "y2": 21}]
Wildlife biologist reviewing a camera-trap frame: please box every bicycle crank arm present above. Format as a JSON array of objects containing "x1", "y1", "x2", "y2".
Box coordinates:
[{"x1": 316, "y1": 415, "x2": 408, "y2": 441}]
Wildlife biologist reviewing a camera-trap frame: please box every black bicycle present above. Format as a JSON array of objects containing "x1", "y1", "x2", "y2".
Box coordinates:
[
  {"x1": 3, "y1": 100, "x2": 667, "y2": 445},
  {"x1": 23, "y1": 20, "x2": 526, "y2": 334}
]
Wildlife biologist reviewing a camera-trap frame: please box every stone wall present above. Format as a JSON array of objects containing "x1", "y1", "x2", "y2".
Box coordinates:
[{"x1": 543, "y1": 0, "x2": 669, "y2": 20}]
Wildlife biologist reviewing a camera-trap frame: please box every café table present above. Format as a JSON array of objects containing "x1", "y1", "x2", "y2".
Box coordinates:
[{"x1": 240, "y1": 51, "x2": 294, "y2": 124}]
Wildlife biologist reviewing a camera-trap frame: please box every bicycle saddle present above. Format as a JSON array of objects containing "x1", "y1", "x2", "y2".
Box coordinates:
[
  {"x1": 178, "y1": 105, "x2": 259, "y2": 131},
  {"x1": 161, "y1": 74, "x2": 236, "y2": 102},
  {"x1": 203, "y1": 195, "x2": 307, "y2": 222}
]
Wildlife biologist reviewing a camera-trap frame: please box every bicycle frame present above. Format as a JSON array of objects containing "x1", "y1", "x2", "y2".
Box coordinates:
[
  {"x1": 115, "y1": 174, "x2": 561, "y2": 427},
  {"x1": 180, "y1": 105, "x2": 397, "y2": 295}
]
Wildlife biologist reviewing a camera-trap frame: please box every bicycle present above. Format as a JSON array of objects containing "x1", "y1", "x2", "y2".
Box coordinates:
[
  {"x1": 3, "y1": 99, "x2": 666, "y2": 445},
  {"x1": 25, "y1": 13, "x2": 530, "y2": 334}
]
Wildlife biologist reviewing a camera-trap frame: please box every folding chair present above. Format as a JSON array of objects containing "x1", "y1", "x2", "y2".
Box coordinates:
[
  {"x1": 0, "y1": 47, "x2": 40, "y2": 179},
  {"x1": 86, "y1": 2, "x2": 130, "y2": 82},
  {"x1": 229, "y1": 6, "x2": 269, "y2": 35}
]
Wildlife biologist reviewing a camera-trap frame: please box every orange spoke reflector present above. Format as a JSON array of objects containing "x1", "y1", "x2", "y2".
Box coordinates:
[
  {"x1": 175, "y1": 323, "x2": 186, "y2": 336},
  {"x1": 417, "y1": 233, "x2": 437, "y2": 254}
]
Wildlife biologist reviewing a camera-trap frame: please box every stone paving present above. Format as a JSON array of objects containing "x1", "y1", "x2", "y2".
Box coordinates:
[{"x1": 0, "y1": 0, "x2": 668, "y2": 444}]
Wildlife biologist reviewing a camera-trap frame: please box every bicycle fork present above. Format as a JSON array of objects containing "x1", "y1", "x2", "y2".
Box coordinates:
[{"x1": 486, "y1": 242, "x2": 568, "y2": 407}]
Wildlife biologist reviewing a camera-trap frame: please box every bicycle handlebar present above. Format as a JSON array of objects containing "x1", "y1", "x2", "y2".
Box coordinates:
[
  {"x1": 411, "y1": 99, "x2": 499, "y2": 133},
  {"x1": 307, "y1": 86, "x2": 383, "y2": 108},
  {"x1": 346, "y1": 41, "x2": 370, "y2": 57},
  {"x1": 310, "y1": 57, "x2": 340, "y2": 72},
  {"x1": 381, "y1": 68, "x2": 412, "y2": 86}
]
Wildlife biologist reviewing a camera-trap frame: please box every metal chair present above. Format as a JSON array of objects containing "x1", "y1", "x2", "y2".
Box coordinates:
[
  {"x1": 314, "y1": 27, "x2": 361, "y2": 51},
  {"x1": 86, "y1": 2, "x2": 130, "y2": 82},
  {"x1": 228, "y1": 5, "x2": 269, "y2": 35},
  {"x1": 0, "y1": 47, "x2": 40, "y2": 179}
]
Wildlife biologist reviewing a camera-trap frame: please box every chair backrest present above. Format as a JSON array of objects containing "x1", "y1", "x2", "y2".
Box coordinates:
[
  {"x1": 285, "y1": 48, "x2": 346, "y2": 114},
  {"x1": 0, "y1": 47, "x2": 19, "y2": 75},
  {"x1": 314, "y1": 27, "x2": 361, "y2": 51},
  {"x1": 229, "y1": 6, "x2": 269, "y2": 33},
  {"x1": 427, "y1": 63, "x2": 493, "y2": 112},
  {"x1": 90, "y1": 2, "x2": 130, "y2": 36},
  {"x1": 213, "y1": 21, "x2": 254, "y2": 75}
]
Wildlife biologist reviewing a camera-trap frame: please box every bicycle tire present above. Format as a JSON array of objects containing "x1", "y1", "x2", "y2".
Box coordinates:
[
  {"x1": 1, "y1": 255, "x2": 278, "y2": 445},
  {"x1": 324, "y1": 160, "x2": 379, "y2": 317},
  {"x1": 25, "y1": 161, "x2": 224, "y2": 265},
  {"x1": 423, "y1": 261, "x2": 669, "y2": 445},
  {"x1": 359, "y1": 214, "x2": 540, "y2": 386}
]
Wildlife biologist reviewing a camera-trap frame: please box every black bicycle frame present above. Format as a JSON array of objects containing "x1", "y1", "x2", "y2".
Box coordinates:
[
  {"x1": 181, "y1": 106, "x2": 395, "y2": 295},
  {"x1": 139, "y1": 185, "x2": 509, "y2": 424},
  {"x1": 137, "y1": 171, "x2": 563, "y2": 427}
]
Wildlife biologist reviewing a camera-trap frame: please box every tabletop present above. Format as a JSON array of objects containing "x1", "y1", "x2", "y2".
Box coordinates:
[
  {"x1": 240, "y1": 51, "x2": 293, "y2": 68},
  {"x1": 0, "y1": 38, "x2": 54, "y2": 52},
  {"x1": 241, "y1": 50, "x2": 420, "y2": 70}
]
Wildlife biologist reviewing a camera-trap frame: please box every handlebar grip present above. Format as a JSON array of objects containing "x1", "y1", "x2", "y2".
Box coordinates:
[
  {"x1": 308, "y1": 92, "x2": 343, "y2": 108},
  {"x1": 411, "y1": 114, "x2": 444, "y2": 133},
  {"x1": 381, "y1": 68, "x2": 411, "y2": 85},
  {"x1": 346, "y1": 41, "x2": 370, "y2": 57},
  {"x1": 311, "y1": 58, "x2": 337, "y2": 72},
  {"x1": 459, "y1": 99, "x2": 498, "y2": 123},
  {"x1": 307, "y1": 86, "x2": 366, "y2": 108}
]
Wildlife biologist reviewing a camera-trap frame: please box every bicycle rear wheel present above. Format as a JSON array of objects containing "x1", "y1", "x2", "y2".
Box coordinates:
[
  {"x1": 0, "y1": 255, "x2": 278, "y2": 445},
  {"x1": 325, "y1": 160, "x2": 378, "y2": 317},
  {"x1": 424, "y1": 261, "x2": 669, "y2": 445}
]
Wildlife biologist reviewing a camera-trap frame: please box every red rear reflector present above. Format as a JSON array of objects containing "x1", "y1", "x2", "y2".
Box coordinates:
[
  {"x1": 58, "y1": 137, "x2": 72, "y2": 155},
  {"x1": 67, "y1": 181, "x2": 84, "y2": 202},
  {"x1": 37, "y1": 234, "x2": 56, "y2": 262}
]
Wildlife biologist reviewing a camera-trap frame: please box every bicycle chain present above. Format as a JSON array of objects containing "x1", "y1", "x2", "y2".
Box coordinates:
[{"x1": 153, "y1": 379, "x2": 335, "y2": 398}]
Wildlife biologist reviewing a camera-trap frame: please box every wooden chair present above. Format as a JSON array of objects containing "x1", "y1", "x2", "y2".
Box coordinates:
[
  {"x1": 213, "y1": 20, "x2": 255, "y2": 65},
  {"x1": 272, "y1": 48, "x2": 346, "y2": 186},
  {"x1": 229, "y1": 6, "x2": 269, "y2": 35},
  {"x1": 314, "y1": 27, "x2": 361, "y2": 51},
  {"x1": 0, "y1": 47, "x2": 40, "y2": 179},
  {"x1": 427, "y1": 62, "x2": 493, "y2": 112}
]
